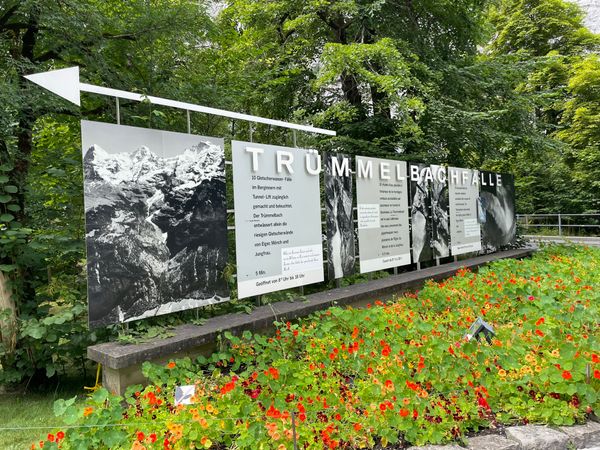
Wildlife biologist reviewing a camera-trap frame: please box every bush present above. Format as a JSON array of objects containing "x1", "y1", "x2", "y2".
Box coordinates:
[{"x1": 45, "y1": 245, "x2": 600, "y2": 449}]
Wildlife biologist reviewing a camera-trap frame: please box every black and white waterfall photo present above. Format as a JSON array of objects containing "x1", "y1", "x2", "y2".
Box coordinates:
[
  {"x1": 81, "y1": 121, "x2": 229, "y2": 328},
  {"x1": 410, "y1": 163, "x2": 434, "y2": 262},
  {"x1": 480, "y1": 171, "x2": 517, "y2": 252},
  {"x1": 430, "y1": 165, "x2": 450, "y2": 258},
  {"x1": 324, "y1": 153, "x2": 356, "y2": 279}
]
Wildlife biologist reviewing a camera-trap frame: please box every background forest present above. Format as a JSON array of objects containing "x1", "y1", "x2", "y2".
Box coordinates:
[{"x1": 0, "y1": 0, "x2": 598, "y2": 386}]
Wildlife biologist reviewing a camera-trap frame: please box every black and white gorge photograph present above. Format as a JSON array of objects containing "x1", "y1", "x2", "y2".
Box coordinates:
[
  {"x1": 430, "y1": 165, "x2": 450, "y2": 258},
  {"x1": 324, "y1": 153, "x2": 356, "y2": 279},
  {"x1": 410, "y1": 163, "x2": 434, "y2": 262},
  {"x1": 81, "y1": 121, "x2": 229, "y2": 328},
  {"x1": 480, "y1": 171, "x2": 517, "y2": 253}
]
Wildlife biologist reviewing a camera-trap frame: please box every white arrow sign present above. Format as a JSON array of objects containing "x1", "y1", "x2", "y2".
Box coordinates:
[{"x1": 25, "y1": 66, "x2": 336, "y2": 136}]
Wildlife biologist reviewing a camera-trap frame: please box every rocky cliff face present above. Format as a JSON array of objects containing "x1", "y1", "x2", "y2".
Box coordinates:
[{"x1": 84, "y1": 142, "x2": 228, "y2": 328}]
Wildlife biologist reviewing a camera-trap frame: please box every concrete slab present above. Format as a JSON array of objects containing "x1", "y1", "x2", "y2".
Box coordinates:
[
  {"x1": 467, "y1": 434, "x2": 520, "y2": 450},
  {"x1": 560, "y1": 421, "x2": 600, "y2": 449},
  {"x1": 505, "y1": 425, "x2": 569, "y2": 450}
]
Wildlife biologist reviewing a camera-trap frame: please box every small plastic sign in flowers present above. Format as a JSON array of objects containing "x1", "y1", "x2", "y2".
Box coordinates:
[{"x1": 174, "y1": 385, "x2": 196, "y2": 406}]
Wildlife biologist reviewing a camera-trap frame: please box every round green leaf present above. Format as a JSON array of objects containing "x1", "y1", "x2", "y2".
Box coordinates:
[
  {"x1": 0, "y1": 176, "x2": 9, "y2": 184},
  {"x1": 0, "y1": 214, "x2": 14, "y2": 222},
  {"x1": 4, "y1": 185, "x2": 18, "y2": 193},
  {"x1": 6, "y1": 204, "x2": 20, "y2": 212},
  {"x1": 0, "y1": 195, "x2": 12, "y2": 203}
]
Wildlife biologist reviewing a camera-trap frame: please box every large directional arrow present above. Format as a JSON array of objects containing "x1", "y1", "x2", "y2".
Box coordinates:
[{"x1": 25, "y1": 66, "x2": 336, "y2": 136}]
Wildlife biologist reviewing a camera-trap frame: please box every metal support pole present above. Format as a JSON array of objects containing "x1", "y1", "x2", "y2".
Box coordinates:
[
  {"x1": 291, "y1": 412, "x2": 299, "y2": 450},
  {"x1": 299, "y1": 286, "x2": 304, "y2": 297},
  {"x1": 416, "y1": 262, "x2": 421, "y2": 271},
  {"x1": 249, "y1": 123, "x2": 254, "y2": 142},
  {"x1": 435, "y1": 257, "x2": 440, "y2": 266},
  {"x1": 335, "y1": 279, "x2": 341, "y2": 289},
  {"x1": 255, "y1": 295, "x2": 261, "y2": 307},
  {"x1": 393, "y1": 267, "x2": 398, "y2": 275},
  {"x1": 453, "y1": 255, "x2": 458, "y2": 263},
  {"x1": 116, "y1": 98, "x2": 121, "y2": 125},
  {"x1": 186, "y1": 110, "x2": 191, "y2": 134},
  {"x1": 558, "y1": 213, "x2": 562, "y2": 236},
  {"x1": 292, "y1": 129, "x2": 298, "y2": 148}
]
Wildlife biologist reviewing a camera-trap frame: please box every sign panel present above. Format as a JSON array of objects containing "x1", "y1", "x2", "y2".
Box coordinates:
[
  {"x1": 480, "y1": 171, "x2": 517, "y2": 252},
  {"x1": 356, "y1": 157, "x2": 411, "y2": 273},
  {"x1": 324, "y1": 153, "x2": 356, "y2": 279},
  {"x1": 409, "y1": 163, "x2": 434, "y2": 262},
  {"x1": 232, "y1": 141, "x2": 324, "y2": 298},
  {"x1": 448, "y1": 167, "x2": 482, "y2": 255},
  {"x1": 430, "y1": 165, "x2": 450, "y2": 258},
  {"x1": 81, "y1": 121, "x2": 229, "y2": 328}
]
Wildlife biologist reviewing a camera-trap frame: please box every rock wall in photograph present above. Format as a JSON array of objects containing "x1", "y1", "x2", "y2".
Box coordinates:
[
  {"x1": 82, "y1": 121, "x2": 228, "y2": 328},
  {"x1": 430, "y1": 165, "x2": 450, "y2": 258},
  {"x1": 410, "y1": 163, "x2": 433, "y2": 262},
  {"x1": 324, "y1": 153, "x2": 355, "y2": 279}
]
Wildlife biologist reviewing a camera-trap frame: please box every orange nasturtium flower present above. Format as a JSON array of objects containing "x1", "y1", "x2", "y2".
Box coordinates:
[{"x1": 167, "y1": 361, "x2": 176, "y2": 369}]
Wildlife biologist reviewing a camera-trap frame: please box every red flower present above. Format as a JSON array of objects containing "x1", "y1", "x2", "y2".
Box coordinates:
[
  {"x1": 535, "y1": 329, "x2": 544, "y2": 337},
  {"x1": 399, "y1": 408, "x2": 410, "y2": 417},
  {"x1": 334, "y1": 413, "x2": 341, "y2": 421},
  {"x1": 478, "y1": 396, "x2": 491, "y2": 410},
  {"x1": 220, "y1": 380, "x2": 236, "y2": 395},
  {"x1": 379, "y1": 403, "x2": 387, "y2": 411},
  {"x1": 594, "y1": 370, "x2": 600, "y2": 379},
  {"x1": 448, "y1": 345, "x2": 455, "y2": 356},
  {"x1": 562, "y1": 370, "x2": 573, "y2": 380},
  {"x1": 593, "y1": 354, "x2": 599, "y2": 363},
  {"x1": 56, "y1": 431, "x2": 65, "y2": 440},
  {"x1": 47, "y1": 434, "x2": 55, "y2": 442},
  {"x1": 353, "y1": 423, "x2": 362, "y2": 431},
  {"x1": 535, "y1": 317, "x2": 545, "y2": 326},
  {"x1": 137, "y1": 431, "x2": 145, "y2": 442},
  {"x1": 298, "y1": 412, "x2": 307, "y2": 422},
  {"x1": 381, "y1": 345, "x2": 391, "y2": 357},
  {"x1": 150, "y1": 433, "x2": 157, "y2": 443},
  {"x1": 413, "y1": 409, "x2": 419, "y2": 419},
  {"x1": 167, "y1": 361, "x2": 176, "y2": 369},
  {"x1": 268, "y1": 367, "x2": 280, "y2": 380}
]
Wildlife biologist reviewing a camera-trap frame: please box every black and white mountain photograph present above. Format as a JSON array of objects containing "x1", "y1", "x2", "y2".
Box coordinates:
[
  {"x1": 81, "y1": 121, "x2": 229, "y2": 328},
  {"x1": 410, "y1": 163, "x2": 434, "y2": 263},
  {"x1": 430, "y1": 165, "x2": 450, "y2": 258},
  {"x1": 324, "y1": 153, "x2": 355, "y2": 279},
  {"x1": 480, "y1": 171, "x2": 517, "y2": 253}
]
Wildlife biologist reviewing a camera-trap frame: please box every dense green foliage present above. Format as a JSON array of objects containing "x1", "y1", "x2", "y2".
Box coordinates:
[
  {"x1": 0, "y1": 0, "x2": 598, "y2": 385},
  {"x1": 45, "y1": 245, "x2": 600, "y2": 449}
]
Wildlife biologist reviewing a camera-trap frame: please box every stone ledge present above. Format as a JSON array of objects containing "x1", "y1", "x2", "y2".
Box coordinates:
[
  {"x1": 467, "y1": 434, "x2": 519, "y2": 450},
  {"x1": 505, "y1": 425, "x2": 569, "y2": 450},
  {"x1": 89, "y1": 248, "x2": 535, "y2": 371},
  {"x1": 560, "y1": 421, "x2": 600, "y2": 449}
]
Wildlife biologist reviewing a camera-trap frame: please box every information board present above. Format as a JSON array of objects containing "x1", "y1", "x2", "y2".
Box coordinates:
[
  {"x1": 409, "y1": 163, "x2": 434, "y2": 262},
  {"x1": 232, "y1": 141, "x2": 324, "y2": 298},
  {"x1": 81, "y1": 121, "x2": 229, "y2": 328},
  {"x1": 324, "y1": 153, "x2": 356, "y2": 279},
  {"x1": 430, "y1": 165, "x2": 451, "y2": 258},
  {"x1": 356, "y1": 156, "x2": 411, "y2": 273},
  {"x1": 448, "y1": 167, "x2": 482, "y2": 255},
  {"x1": 480, "y1": 171, "x2": 517, "y2": 252}
]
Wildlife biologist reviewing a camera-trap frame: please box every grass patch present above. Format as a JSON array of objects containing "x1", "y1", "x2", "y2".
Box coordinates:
[{"x1": 0, "y1": 380, "x2": 86, "y2": 450}]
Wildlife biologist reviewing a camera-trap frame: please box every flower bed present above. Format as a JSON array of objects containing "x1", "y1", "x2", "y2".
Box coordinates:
[{"x1": 43, "y1": 245, "x2": 600, "y2": 449}]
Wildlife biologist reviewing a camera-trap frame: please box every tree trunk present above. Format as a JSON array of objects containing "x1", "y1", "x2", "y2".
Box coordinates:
[{"x1": 0, "y1": 271, "x2": 16, "y2": 355}]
